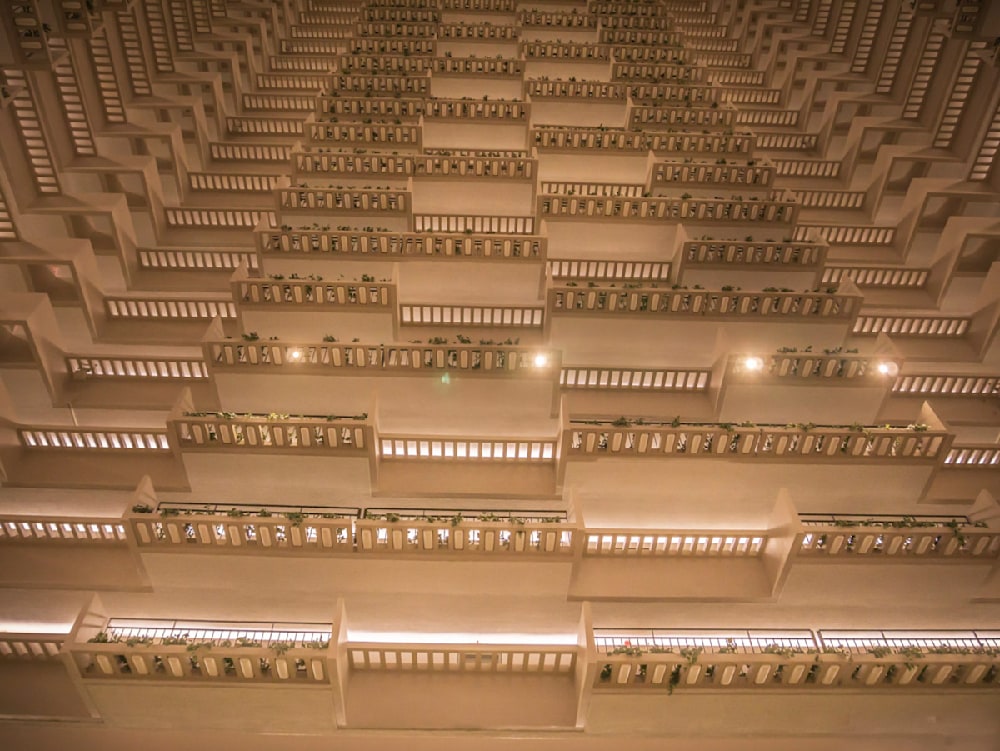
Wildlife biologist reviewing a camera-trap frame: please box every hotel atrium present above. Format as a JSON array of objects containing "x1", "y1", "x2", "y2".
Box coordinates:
[{"x1": 1, "y1": 0, "x2": 999, "y2": 748}]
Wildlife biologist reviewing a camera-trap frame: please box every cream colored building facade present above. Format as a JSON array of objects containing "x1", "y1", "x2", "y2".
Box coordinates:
[{"x1": 1, "y1": 0, "x2": 1000, "y2": 749}]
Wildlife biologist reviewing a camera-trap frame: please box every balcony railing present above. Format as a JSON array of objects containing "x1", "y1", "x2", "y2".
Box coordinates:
[
  {"x1": 20, "y1": 428, "x2": 171, "y2": 452},
  {"x1": 548, "y1": 259, "x2": 669, "y2": 282},
  {"x1": 164, "y1": 208, "x2": 273, "y2": 229},
  {"x1": 822, "y1": 266, "x2": 928, "y2": 289},
  {"x1": 593, "y1": 629, "x2": 1000, "y2": 690},
  {"x1": 136, "y1": 248, "x2": 259, "y2": 272},
  {"x1": 520, "y1": 41, "x2": 611, "y2": 60},
  {"x1": 647, "y1": 132, "x2": 754, "y2": 156},
  {"x1": 277, "y1": 187, "x2": 411, "y2": 215},
  {"x1": 331, "y1": 73, "x2": 430, "y2": 95},
  {"x1": 70, "y1": 620, "x2": 333, "y2": 683},
  {"x1": 379, "y1": 435, "x2": 557, "y2": 462},
  {"x1": 0, "y1": 516, "x2": 127, "y2": 543},
  {"x1": 441, "y1": 0, "x2": 515, "y2": 11},
  {"x1": 585, "y1": 530, "x2": 765, "y2": 557},
  {"x1": 0, "y1": 633, "x2": 65, "y2": 660},
  {"x1": 549, "y1": 287, "x2": 857, "y2": 320},
  {"x1": 235, "y1": 279, "x2": 395, "y2": 309},
  {"x1": 399, "y1": 304, "x2": 544, "y2": 328},
  {"x1": 944, "y1": 445, "x2": 1000, "y2": 467},
  {"x1": 892, "y1": 373, "x2": 1000, "y2": 397},
  {"x1": 258, "y1": 228, "x2": 545, "y2": 260},
  {"x1": 67, "y1": 356, "x2": 209, "y2": 381},
  {"x1": 336, "y1": 55, "x2": 431, "y2": 75},
  {"x1": 539, "y1": 195, "x2": 797, "y2": 224},
  {"x1": 209, "y1": 142, "x2": 293, "y2": 162},
  {"x1": 628, "y1": 83, "x2": 717, "y2": 105},
  {"x1": 759, "y1": 353, "x2": 899, "y2": 381},
  {"x1": 422, "y1": 98, "x2": 529, "y2": 121},
  {"x1": 755, "y1": 133, "x2": 818, "y2": 151},
  {"x1": 350, "y1": 38, "x2": 435, "y2": 55},
  {"x1": 104, "y1": 296, "x2": 237, "y2": 321},
  {"x1": 131, "y1": 509, "x2": 357, "y2": 552},
  {"x1": 797, "y1": 518, "x2": 1000, "y2": 560},
  {"x1": 518, "y1": 10, "x2": 597, "y2": 27},
  {"x1": 853, "y1": 314, "x2": 970, "y2": 338},
  {"x1": 171, "y1": 413, "x2": 370, "y2": 455},
  {"x1": 436, "y1": 22, "x2": 519, "y2": 39},
  {"x1": 348, "y1": 642, "x2": 578, "y2": 673},
  {"x1": 540, "y1": 182, "x2": 644, "y2": 197},
  {"x1": 306, "y1": 121, "x2": 421, "y2": 146},
  {"x1": 650, "y1": 162, "x2": 774, "y2": 189},
  {"x1": 560, "y1": 367, "x2": 710, "y2": 391},
  {"x1": 599, "y1": 29, "x2": 683, "y2": 45},
  {"x1": 525, "y1": 80, "x2": 627, "y2": 100},
  {"x1": 356, "y1": 517, "x2": 574, "y2": 556},
  {"x1": 681, "y1": 240, "x2": 824, "y2": 269},
  {"x1": 207, "y1": 340, "x2": 557, "y2": 377},
  {"x1": 432, "y1": 58, "x2": 524, "y2": 76},
  {"x1": 532, "y1": 126, "x2": 648, "y2": 153},
  {"x1": 322, "y1": 96, "x2": 424, "y2": 118},
  {"x1": 628, "y1": 105, "x2": 732, "y2": 129},
  {"x1": 565, "y1": 421, "x2": 951, "y2": 462},
  {"x1": 413, "y1": 213, "x2": 535, "y2": 234}
]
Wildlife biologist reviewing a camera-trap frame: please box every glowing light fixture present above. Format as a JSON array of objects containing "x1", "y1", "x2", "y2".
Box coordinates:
[
  {"x1": 533, "y1": 353, "x2": 549, "y2": 368},
  {"x1": 876, "y1": 361, "x2": 898, "y2": 376},
  {"x1": 290, "y1": 349, "x2": 302, "y2": 360},
  {"x1": 743, "y1": 356, "x2": 764, "y2": 372}
]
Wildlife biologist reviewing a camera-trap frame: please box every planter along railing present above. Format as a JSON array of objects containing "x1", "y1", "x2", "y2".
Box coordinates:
[
  {"x1": 548, "y1": 287, "x2": 859, "y2": 320},
  {"x1": 258, "y1": 228, "x2": 545, "y2": 260},
  {"x1": 565, "y1": 422, "x2": 951, "y2": 462},
  {"x1": 277, "y1": 187, "x2": 410, "y2": 215},
  {"x1": 355, "y1": 517, "x2": 574, "y2": 556},
  {"x1": 207, "y1": 340, "x2": 558, "y2": 378},
  {"x1": 647, "y1": 132, "x2": 754, "y2": 156},
  {"x1": 796, "y1": 520, "x2": 1000, "y2": 560},
  {"x1": 126, "y1": 505, "x2": 575, "y2": 558},
  {"x1": 130, "y1": 510, "x2": 356, "y2": 553},
  {"x1": 681, "y1": 240, "x2": 825, "y2": 269},
  {"x1": 170, "y1": 413, "x2": 370, "y2": 455},
  {"x1": 235, "y1": 279, "x2": 395, "y2": 309},
  {"x1": 593, "y1": 629, "x2": 1000, "y2": 691},
  {"x1": 70, "y1": 621, "x2": 333, "y2": 683},
  {"x1": 760, "y1": 353, "x2": 900, "y2": 381},
  {"x1": 538, "y1": 195, "x2": 797, "y2": 224}
]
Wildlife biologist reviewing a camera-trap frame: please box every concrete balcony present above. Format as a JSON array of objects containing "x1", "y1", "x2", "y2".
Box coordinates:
[
  {"x1": 0, "y1": 629, "x2": 92, "y2": 721},
  {"x1": 591, "y1": 627, "x2": 1000, "y2": 693},
  {"x1": 0, "y1": 413, "x2": 187, "y2": 490},
  {"x1": 257, "y1": 225, "x2": 546, "y2": 262}
]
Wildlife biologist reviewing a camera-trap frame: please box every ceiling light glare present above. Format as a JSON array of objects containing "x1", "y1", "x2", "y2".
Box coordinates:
[
  {"x1": 533, "y1": 353, "x2": 549, "y2": 368},
  {"x1": 743, "y1": 356, "x2": 764, "y2": 372},
  {"x1": 290, "y1": 349, "x2": 302, "y2": 360},
  {"x1": 876, "y1": 361, "x2": 898, "y2": 376}
]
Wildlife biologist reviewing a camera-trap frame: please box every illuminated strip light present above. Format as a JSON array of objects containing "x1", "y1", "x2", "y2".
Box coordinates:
[
  {"x1": 379, "y1": 438, "x2": 555, "y2": 461},
  {"x1": 347, "y1": 631, "x2": 577, "y2": 646}
]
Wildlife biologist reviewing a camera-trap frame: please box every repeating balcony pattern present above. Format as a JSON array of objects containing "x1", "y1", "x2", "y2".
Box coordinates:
[{"x1": 1, "y1": 0, "x2": 1000, "y2": 743}]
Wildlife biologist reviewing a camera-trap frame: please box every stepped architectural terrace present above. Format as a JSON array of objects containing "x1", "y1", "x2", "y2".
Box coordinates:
[{"x1": 1, "y1": 1, "x2": 1000, "y2": 749}]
